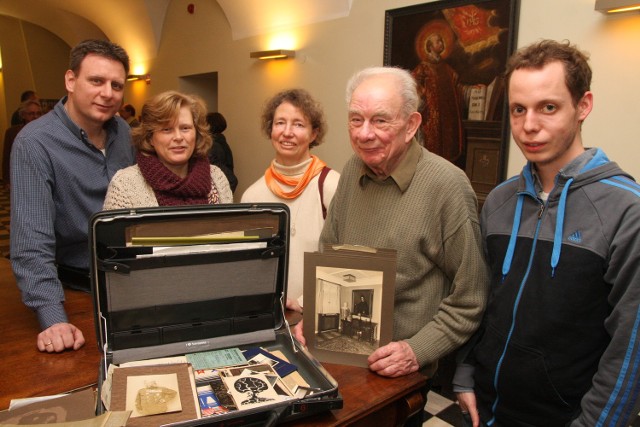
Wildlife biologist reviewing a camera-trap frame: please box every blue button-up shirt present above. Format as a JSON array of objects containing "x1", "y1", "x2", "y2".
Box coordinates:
[{"x1": 10, "y1": 97, "x2": 134, "y2": 329}]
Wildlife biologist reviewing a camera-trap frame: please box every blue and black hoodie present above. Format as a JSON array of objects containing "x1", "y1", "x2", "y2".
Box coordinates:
[{"x1": 459, "y1": 148, "x2": 640, "y2": 426}]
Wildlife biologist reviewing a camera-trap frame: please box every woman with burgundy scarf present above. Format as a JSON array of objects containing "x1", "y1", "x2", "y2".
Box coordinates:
[
  {"x1": 241, "y1": 89, "x2": 339, "y2": 313},
  {"x1": 104, "y1": 91, "x2": 232, "y2": 209}
]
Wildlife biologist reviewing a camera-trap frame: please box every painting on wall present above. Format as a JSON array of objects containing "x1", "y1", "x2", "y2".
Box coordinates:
[{"x1": 384, "y1": 0, "x2": 519, "y2": 205}]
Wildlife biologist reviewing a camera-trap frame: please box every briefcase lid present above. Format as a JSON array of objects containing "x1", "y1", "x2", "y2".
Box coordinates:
[{"x1": 89, "y1": 203, "x2": 290, "y2": 364}]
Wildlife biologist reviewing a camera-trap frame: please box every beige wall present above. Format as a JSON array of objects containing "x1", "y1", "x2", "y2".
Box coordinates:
[
  {"x1": 0, "y1": 16, "x2": 69, "y2": 178},
  {"x1": 0, "y1": 15, "x2": 35, "y2": 130},
  {"x1": 0, "y1": 16, "x2": 69, "y2": 119},
  {"x1": 134, "y1": 0, "x2": 640, "y2": 200},
  {"x1": 509, "y1": 0, "x2": 640, "y2": 180},
  {"x1": 2, "y1": 0, "x2": 638, "y2": 197}
]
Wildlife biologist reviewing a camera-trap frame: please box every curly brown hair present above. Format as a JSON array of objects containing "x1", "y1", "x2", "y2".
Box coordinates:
[
  {"x1": 261, "y1": 89, "x2": 327, "y2": 148},
  {"x1": 132, "y1": 91, "x2": 212, "y2": 158}
]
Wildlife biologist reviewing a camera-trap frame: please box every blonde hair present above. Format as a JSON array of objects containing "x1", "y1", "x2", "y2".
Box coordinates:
[{"x1": 132, "y1": 91, "x2": 212, "y2": 158}]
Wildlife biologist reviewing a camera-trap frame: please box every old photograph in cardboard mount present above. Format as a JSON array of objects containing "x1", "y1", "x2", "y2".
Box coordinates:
[{"x1": 303, "y1": 245, "x2": 396, "y2": 368}]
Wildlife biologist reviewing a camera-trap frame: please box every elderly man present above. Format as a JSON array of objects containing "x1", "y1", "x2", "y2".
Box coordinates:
[
  {"x1": 10, "y1": 39, "x2": 134, "y2": 353},
  {"x1": 296, "y1": 67, "x2": 489, "y2": 425}
]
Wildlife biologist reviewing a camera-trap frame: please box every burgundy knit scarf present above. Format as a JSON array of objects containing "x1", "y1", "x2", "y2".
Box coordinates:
[{"x1": 136, "y1": 152, "x2": 212, "y2": 206}]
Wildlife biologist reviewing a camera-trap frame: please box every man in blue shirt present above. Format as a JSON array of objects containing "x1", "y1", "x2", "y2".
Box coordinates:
[{"x1": 10, "y1": 39, "x2": 134, "y2": 353}]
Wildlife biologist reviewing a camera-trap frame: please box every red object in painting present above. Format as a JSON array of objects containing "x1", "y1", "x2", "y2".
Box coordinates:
[
  {"x1": 187, "y1": 4, "x2": 195, "y2": 14},
  {"x1": 443, "y1": 5, "x2": 505, "y2": 54}
]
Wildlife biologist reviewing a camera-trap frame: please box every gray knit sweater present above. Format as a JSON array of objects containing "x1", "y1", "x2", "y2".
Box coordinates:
[{"x1": 321, "y1": 140, "x2": 489, "y2": 376}]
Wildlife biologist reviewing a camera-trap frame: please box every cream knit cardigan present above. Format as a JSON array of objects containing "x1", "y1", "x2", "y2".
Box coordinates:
[{"x1": 103, "y1": 164, "x2": 233, "y2": 210}]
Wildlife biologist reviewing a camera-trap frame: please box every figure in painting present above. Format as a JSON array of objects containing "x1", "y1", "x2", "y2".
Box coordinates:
[
  {"x1": 354, "y1": 296, "x2": 370, "y2": 317},
  {"x1": 412, "y1": 24, "x2": 465, "y2": 167}
]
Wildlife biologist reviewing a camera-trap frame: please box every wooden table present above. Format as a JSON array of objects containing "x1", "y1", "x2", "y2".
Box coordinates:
[
  {"x1": 0, "y1": 257, "x2": 100, "y2": 404},
  {"x1": 0, "y1": 257, "x2": 426, "y2": 425}
]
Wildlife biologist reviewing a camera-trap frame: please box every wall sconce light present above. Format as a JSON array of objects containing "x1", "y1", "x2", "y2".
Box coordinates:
[
  {"x1": 127, "y1": 74, "x2": 151, "y2": 84},
  {"x1": 249, "y1": 49, "x2": 295, "y2": 60},
  {"x1": 595, "y1": 0, "x2": 640, "y2": 13}
]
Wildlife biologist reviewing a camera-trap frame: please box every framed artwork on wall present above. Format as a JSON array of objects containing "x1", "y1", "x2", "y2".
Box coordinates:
[{"x1": 384, "y1": 0, "x2": 520, "y2": 206}]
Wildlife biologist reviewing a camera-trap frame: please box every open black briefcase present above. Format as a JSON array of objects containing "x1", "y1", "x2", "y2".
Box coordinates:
[{"x1": 90, "y1": 203, "x2": 341, "y2": 426}]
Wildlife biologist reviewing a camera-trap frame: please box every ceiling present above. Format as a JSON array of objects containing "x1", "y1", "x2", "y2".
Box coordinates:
[
  {"x1": 0, "y1": 0, "x2": 170, "y2": 66},
  {"x1": 0, "y1": 0, "x2": 353, "y2": 66},
  {"x1": 217, "y1": 0, "x2": 353, "y2": 40},
  {"x1": 317, "y1": 266, "x2": 383, "y2": 288}
]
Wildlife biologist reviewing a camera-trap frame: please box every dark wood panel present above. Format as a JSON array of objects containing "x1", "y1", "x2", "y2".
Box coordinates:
[{"x1": 463, "y1": 120, "x2": 503, "y2": 209}]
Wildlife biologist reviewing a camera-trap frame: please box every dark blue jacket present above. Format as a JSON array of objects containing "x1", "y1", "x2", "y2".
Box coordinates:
[{"x1": 462, "y1": 149, "x2": 640, "y2": 426}]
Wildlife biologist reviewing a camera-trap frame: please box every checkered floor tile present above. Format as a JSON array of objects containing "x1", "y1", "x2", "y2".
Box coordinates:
[
  {"x1": 420, "y1": 353, "x2": 464, "y2": 426},
  {"x1": 423, "y1": 391, "x2": 461, "y2": 426}
]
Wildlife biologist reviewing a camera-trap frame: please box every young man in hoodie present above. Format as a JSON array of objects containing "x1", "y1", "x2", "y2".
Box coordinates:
[{"x1": 453, "y1": 39, "x2": 640, "y2": 427}]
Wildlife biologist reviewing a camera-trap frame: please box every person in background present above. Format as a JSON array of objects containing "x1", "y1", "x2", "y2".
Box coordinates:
[
  {"x1": 453, "y1": 39, "x2": 640, "y2": 427},
  {"x1": 3, "y1": 100, "x2": 43, "y2": 187},
  {"x1": 241, "y1": 89, "x2": 340, "y2": 313},
  {"x1": 207, "y1": 112, "x2": 238, "y2": 193},
  {"x1": 10, "y1": 90, "x2": 39, "y2": 126},
  {"x1": 119, "y1": 103, "x2": 140, "y2": 127},
  {"x1": 294, "y1": 67, "x2": 489, "y2": 427},
  {"x1": 10, "y1": 39, "x2": 134, "y2": 353},
  {"x1": 104, "y1": 91, "x2": 232, "y2": 209}
]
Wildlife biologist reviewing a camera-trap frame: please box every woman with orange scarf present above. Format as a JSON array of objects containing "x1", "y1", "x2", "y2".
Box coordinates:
[{"x1": 241, "y1": 89, "x2": 339, "y2": 313}]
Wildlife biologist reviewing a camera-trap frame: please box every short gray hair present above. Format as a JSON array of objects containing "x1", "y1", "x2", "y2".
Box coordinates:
[{"x1": 345, "y1": 67, "x2": 419, "y2": 118}]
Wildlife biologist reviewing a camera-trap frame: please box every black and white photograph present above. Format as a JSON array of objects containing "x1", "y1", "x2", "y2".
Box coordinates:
[
  {"x1": 303, "y1": 246, "x2": 396, "y2": 368},
  {"x1": 313, "y1": 267, "x2": 382, "y2": 356}
]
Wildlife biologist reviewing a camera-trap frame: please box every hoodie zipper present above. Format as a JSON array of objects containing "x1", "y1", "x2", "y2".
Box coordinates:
[{"x1": 488, "y1": 198, "x2": 546, "y2": 425}]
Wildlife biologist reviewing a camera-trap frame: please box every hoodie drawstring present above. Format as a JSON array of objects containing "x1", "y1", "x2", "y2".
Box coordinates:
[
  {"x1": 502, "y1": 178, "x2": 572, "y2": 281},
  {"x1": 551, "y1": 178, "x2": 573, "y2": 277},
  {"x1": 501, "y1": 194, "x2": 524, "y2": 280}
]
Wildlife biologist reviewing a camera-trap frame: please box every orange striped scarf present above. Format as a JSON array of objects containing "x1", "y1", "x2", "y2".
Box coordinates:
[{"x1": 264, "y1": 155, "x2": 327, "y2": 199}]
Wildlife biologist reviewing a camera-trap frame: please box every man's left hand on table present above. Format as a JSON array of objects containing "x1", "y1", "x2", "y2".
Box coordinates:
[{"x1": 368, "y1": 341, "x2": 419, "y2": 377}]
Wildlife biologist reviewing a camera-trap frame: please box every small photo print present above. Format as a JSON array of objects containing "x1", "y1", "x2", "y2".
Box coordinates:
[
  {"x1": 210, "y1": 378, "x2": 237, "y2": 410},
  {"x1": 197, "y1": 385, "x2": 229, "y2": 417},
  {"x1": 248, "y1": 352, "x2": 277, "y2": 367},
  {"x1": 194, "y1": 368, "x2": 221, "y2": 384},
  {"x1": 222, "y1": 373, "x2": 280, "y2": 410},
  {"x1": 125, "y1": 373, "x2": 182, "y2": 418},
  {"x1": 242, "y1": 347, "x2": 297, "y2": 377},
  {"x1": 220, "y1": 363, "x2": 292, "y2": 398}
]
